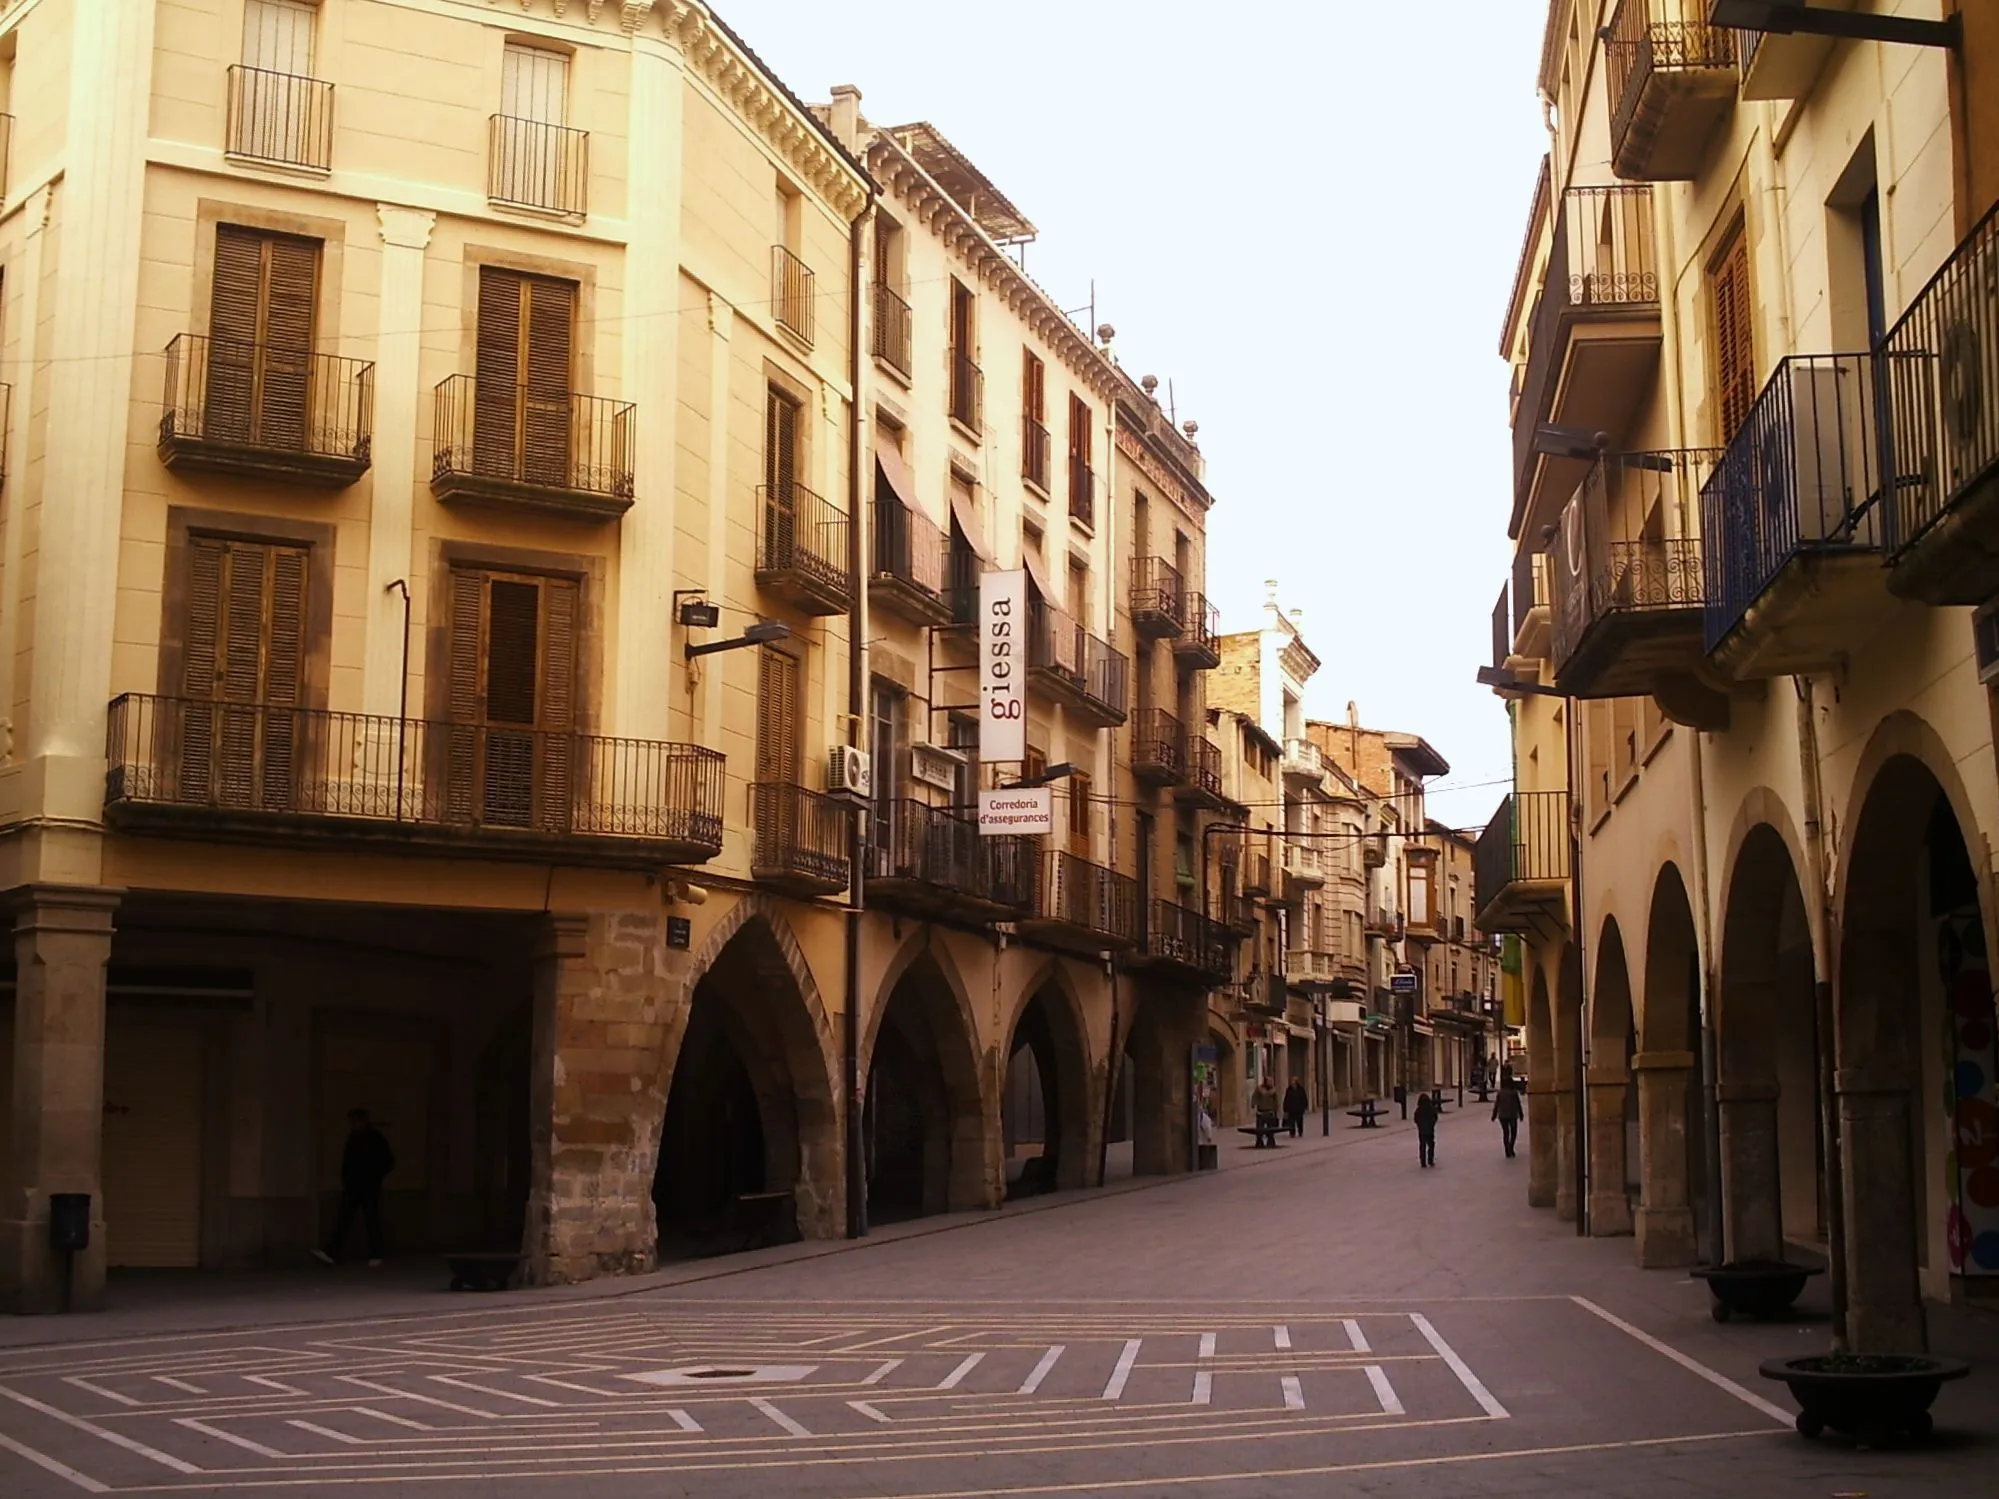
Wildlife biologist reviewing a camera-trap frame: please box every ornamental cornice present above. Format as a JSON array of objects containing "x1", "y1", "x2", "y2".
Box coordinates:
[{"x1": 482, "y1": 0, "x2": 650, "y2": 30}]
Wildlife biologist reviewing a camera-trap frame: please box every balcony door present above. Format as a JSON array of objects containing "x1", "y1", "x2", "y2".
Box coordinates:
[
  {"x1": 763, "y1": 385, "x2": 803, "y2": 570},
  {"x1": 756, "y1": 645, "x2": 804, "y2": 869},
  {"x1": 447, "y1": 568, "x2": 578, "y2": 830},
  {"x1": 237, "y1": 0, "x2": 316, "y2": 163},
  {"x1": 178, "y1": 535, "x2": 309, "y2": 812},
  {"x1": 474, "y1": 267, "x2": 575, "y2": 488},
  {"x1": 207, "y1": 225, "x2": 319, "y2": 451}
]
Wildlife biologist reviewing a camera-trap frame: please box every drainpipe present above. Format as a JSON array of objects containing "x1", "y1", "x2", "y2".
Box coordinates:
[
  {"x1": 1688, "y1": 729, "x2": 1726, "y2": 1269},
  {"x1": 1794, "y1": 676, "x2": 1847, "y2": 1346},
  {"x1": 844, "y1": 180, "x2": 878, "y2": 1241}
]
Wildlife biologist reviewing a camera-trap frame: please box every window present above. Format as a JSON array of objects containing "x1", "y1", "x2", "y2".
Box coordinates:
[
  {"x1": 761, "y1": 385, "x2": 806, "y2": 573},
  {"x1": 1022, "y1": 351, "x2": 1049, "y2": 490},
  {"x1": 502, "y1": 42, "x2": 569, "y2": 124},
  {"x1": 242, "y1": 0, "x2": 314, "y2": 74},
  {"x1": 178, "y1": 535, "x2": 310, "y2": 810},
  {"x1": 756, "y1": 645, "x2": 803, "y2": 786},
  {"x1": 1067, "y1": 394, "x2": 1094, "y2": 527},
  {"x1": 447, "y1": 568, "x2": 579, "y2": 830},
  {"x1": 772, "y1": 176, "x2": 812, "y2": 344},
  {"x1": 1408, "y1": 857, "x2": 1433, "y2": 929},
  {"x1": 872, "y1": 216, "x2": 910, "y2": 375},
  {"x1": 949, "y1": 280, "x2": 979, "y2": 430},
  {"x1": 1710, "y1": 222, "x2": 1755, "y2": 440},
  {"x1": 869, "y1": 681, "x2": 904, "y2": 856},
  {"x1": 474, "y1": 267, "x2": 576, "y2": 485},
  {"x1": 206, "y1": 225, "x2": 320, "y2": 450},
  {"x1": 492, "y1": 44, "x2": 581, "y2": 214},
  {"x1": 233, "y1": 0, "x2": 323, "y2": 167},
  {"x1": 1069, "y1": 771, "x2": 1092, "y2": 856}
]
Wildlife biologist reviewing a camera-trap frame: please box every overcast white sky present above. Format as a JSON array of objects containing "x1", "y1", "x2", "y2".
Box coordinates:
[{"x1": 722, "y1": 0, "x2": 1551, "y2": 829}]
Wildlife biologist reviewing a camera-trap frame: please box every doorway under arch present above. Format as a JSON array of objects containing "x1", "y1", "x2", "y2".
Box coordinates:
[
  {"x1": 1002, "y1": 980, "x2": 1093, "y2": 1197},
  {"x1": 1589, "y1": 919, "x2": 1637, "y2": 1237},
  {"x1": 1527, "y1": 962, "x2": 1556, "y2": 1210},
  {"x1": 863, "y1": 954, "x2": 990, "y2": 1224},
  {"x1": 1637, "y1": 862, "x2": 1708, "y2": 1266}
]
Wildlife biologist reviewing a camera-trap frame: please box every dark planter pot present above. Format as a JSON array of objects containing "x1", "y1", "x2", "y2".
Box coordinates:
[
  {"x1": 1691, "y1": 1259, "x2": 1823, "y2": 1321},
  {"x1": 1760, "y1": 1354, "x2": 1970, "y2": 1443},
  {"x1": 444, "y1": 1252, "x2": 520, "y2": 1292}
]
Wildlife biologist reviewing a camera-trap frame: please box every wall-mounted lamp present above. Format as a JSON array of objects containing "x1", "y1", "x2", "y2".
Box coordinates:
[
  {"x1": 1004, "y1": 761, "x2": 1076, "y2": 790},
  {"x1": 686, "y1": 619, "x2": 790, "y2": 659},
  {"x1": 1707, "y1": 1, "x2": 1960, "y2": 50},
  {"x1": 673, "y1": 590, "x2": 721, "y2": 630}
]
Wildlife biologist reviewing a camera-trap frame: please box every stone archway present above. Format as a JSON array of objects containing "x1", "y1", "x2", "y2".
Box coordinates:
[
  {"x1": 1716, "y1": 824, "x2": 1820, "y2": 1269},
  {"x1": 1636, "y1": 863, "x2": 1706, "y2": 1266},
  {"x1": 1122, "y1": 984, "x2": 1205, "y2": 1176},
  {"x1": 860, "y1": 948, "x2": 995, "y2": 1223},
  {"x1": 1002, "y1": 968, "x2": 1095, "y2": 1195},
  {"x1": 1836, "y1": 740, "x2": 1992, "y2": 1352},
  {"x1": 652, "y1": 905, "x2": 842, "y2": 1254},
  {"x1": 1527, "y1": 961, "x2": 1556, "y2": 1210},
  {"x1": 1588, "y1": 919, "x2": 1637, "y2": 1237}
]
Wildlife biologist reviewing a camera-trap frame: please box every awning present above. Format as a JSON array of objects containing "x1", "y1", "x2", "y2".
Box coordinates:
[
  {"x1": 1021, "y1": 546, "x2": 1053, "y2": 603},
  {"x1": 877, "y1": 441, "x2": 920, "y2": 514},
  {"x1": 949, "y1": 491, "x2": 992, "y2": 564}
]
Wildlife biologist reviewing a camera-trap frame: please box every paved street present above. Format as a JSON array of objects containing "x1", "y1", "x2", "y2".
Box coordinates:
[{"x1": 1, "y1": 1108, "x2": 1993, "y2": 1498}]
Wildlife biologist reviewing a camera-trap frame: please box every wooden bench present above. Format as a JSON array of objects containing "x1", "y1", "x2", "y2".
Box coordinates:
[
  {"x1": 1346, "y1": 1099, "x2": 1383, "y2": 1128},
  {"x1": 1235, "y1": 1125, "x2": 1283, "y2": 1149},
  {"x1": 731, "y1": 1191, "x2": 796, "y2": 1252}
]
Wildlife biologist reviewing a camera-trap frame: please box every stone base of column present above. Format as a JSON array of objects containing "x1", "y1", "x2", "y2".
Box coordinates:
[
  {"x1": 1634, "y1": 1206, "x2": 1697, "y2": 1267},
  {"x1": 1527, "y1": 1091, "x2": 1557, "y2": 1208},
  {"x1": 1553, "y1": 1092, "x2": 1578, "y2": 1222},
  {"x1": 0, "y1": 1215, "x2": 107, "y2": 1315}
]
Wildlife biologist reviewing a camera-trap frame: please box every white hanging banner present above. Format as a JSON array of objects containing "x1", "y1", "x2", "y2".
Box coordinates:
[
  {"x1": 979, "y1": 569, "x2": 1027, "y2": 763},
  {"x1": 978, "y1": 786, "x2": 1052, "y2": 836}
]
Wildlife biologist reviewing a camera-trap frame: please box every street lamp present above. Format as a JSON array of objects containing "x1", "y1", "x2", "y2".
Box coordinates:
[
  {"x1": 1707, "y1": 1, "x2": 1960, "y2": 49},
  {"x1": 685, "y1": 619, "x2": 791, "y2": 659}
]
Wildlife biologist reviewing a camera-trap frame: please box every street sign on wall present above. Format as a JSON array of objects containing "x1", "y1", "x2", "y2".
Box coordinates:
[
  {"x1": 978, "y1": 786, "x2": 1052, "y2": 836},
  {"x1": 979, "y1": 569, "x2": 1027, "y2": 762}
]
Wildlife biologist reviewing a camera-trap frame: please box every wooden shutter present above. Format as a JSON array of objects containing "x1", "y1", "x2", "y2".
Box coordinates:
[
  {"x1": 474, "y1": 268, "x2": 575, "y2": 483},
  {"x1": 764, "y1": 387, "x2": 800, "y2": 569},
  {"x1": 177, "y1": 536, "x2": 307, "y2": 810},
  {"x1": 756, "y1": 645, "x2": 801, "y2": 784},
  {"x1": 1069, "y1": 771, "x2": 1092, "y2": 856},
  {"x1": 205, "y1": 227, "x2": 319, "y2": 449},
  {"x1": 205, "y1": 227, "x2": 267, "y2": 442},
  {"x1": 522, "y1": 279, "x2": 575, "y2": 487},
  {"x1": 445, "y1": 569, "x2": 486, "y2": 821},
  {"x1": 1712, "y1": 228, "x2": 1755, "y2": 440},
  {"x1": 446, "y1": 569, "x2": 579, "y2": 830},
  {"x1": 481, "y1": 578, "x2": 540, "y2": 828}
]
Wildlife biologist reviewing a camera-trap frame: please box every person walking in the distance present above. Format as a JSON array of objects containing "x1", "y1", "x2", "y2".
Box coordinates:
[
  {"x1": 1414, "y1": 1090, "x2": 1439, "y2": 1168},
  {"x1": 1282, "y1": 1078, "x2": 1308, "y2": 1139},
  {"x1": 1492, "y1": 1077, "x2": 1523, "y2": 1158},
  {"x1": 1250, "y1": 1077, "x2": 1282, "y2": 1148},
  {"x1": 315, "y1": 1108, "x2": 396, "y2": 1266}
]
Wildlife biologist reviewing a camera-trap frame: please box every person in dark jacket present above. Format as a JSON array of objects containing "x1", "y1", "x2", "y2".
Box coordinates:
[
  {"x1": 1413, "y1": 1091, "x2": 1439, "y2": 1168},
  {"x1": 1282, "y1": 1079, "x2": 1309, "y2": 1138},
  {"x1": 1492, "y1": 1078, "x2": 1524, "y2": 1158},
  {"x1": 315, "y1": 1109, "x2": 396, "y2": 1266},
  {"x1": 1250, "y1": 1079, "x2": 1281, "y2": 1148}
]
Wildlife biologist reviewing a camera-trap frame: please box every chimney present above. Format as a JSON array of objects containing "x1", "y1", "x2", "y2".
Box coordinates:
[
  {"x1": 1347, "y1": 701, "x2": 1360, "y2": 730},
  {"x1": 828, "y1": 85, "x2": 861, "y2": 150}
]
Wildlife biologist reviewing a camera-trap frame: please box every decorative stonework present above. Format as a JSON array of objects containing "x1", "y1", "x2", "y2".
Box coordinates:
[{"x1": 376, "y1": 204, "x2": 436, "y2": 251}]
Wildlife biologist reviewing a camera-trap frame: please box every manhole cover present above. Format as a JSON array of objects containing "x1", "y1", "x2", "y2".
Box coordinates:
[{"x1": 624, "y1": 1364, "x2": 818, "y2": 1387}]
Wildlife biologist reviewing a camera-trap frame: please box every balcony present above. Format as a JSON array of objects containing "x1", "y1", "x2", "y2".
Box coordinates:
[
  {"x1": 1218, "y1": 890, "x2": 1259, "y2": 936},
  {"x1": 488, "y1": 115, "x2": 588, "y2": 217},
  {"x1": 104, "y1": 694, "x2": 725, "y2": 868},
  {"x1": 1364, "y1": 908, "x2": 1403, "y2": 940},
  {"x1": 1173, "y1": 592, "x2": 1222, "y2": 668},
  {"x1": 1363, "y1": 833, "x2": 1387, "y2": 869},
  {"x1": 1028, "y1": 599, "x2": 1129, "y2": 727},
  {"x1": 1512, "y1": 186, "x2": 1663, "y2": 542},
  {"x1": 1020, "y1": 849, "x2": 1140, "y2": 952},
  {"x1": 1243, "y1": 969, "x2": 1288, "y2": 1017},
  {"x1": 431, "y1": 375, "x2": 634, "y2": 520},
  {"x1": 1605, "y1": 0, "x2": 1738, "y2": 181},
  {"x1": 870, "y1": 494, "x2": 952, "y2": 626},
  {"x1": 1736, "y1": 3, "x2": 1857, "y2": 101},
  {"x1": 1131, "y1": 708, "x2": 1187, "y2": 788},
  {"x1": 1023, "y1": 418, "x2": 1051, "y2": 493},
  {"x1": 1511, "y1": 547, "x2": 1552, "y2": 660},
  {"x1": 1473, "y1": 791, "x2": 1571, "y2": 935},
  {"x1": 1549, "y1": 449, "x2": 1730, "y2": 727},
  {"x1": 1280, "y1": 841, "x2": 1324, "y2": 903},
  {"x1": 225, "y1": 65, "x2": 334, "y2": 172},
  {"x1": 1288, "y1": 949, "x2": 1364, "y2": 992},
  {"x1": 873, "y1": 282, "x2": 912, "y2": 379},
  {"x1": 1069, "y1": 455, "x2": 1095, "y2": 529},
  {"x1": 1241, "y1": 847, "x2": 1273, "y2": 897},
  {"x1": 1281, "y1": 737, "x2": 1325, "y2": 786},
  {"x1": 772, "y1": 246, "x2": 815, "y2": 347},
  {"x1": 1699, "y1": 354, "x2": 1894, "y2": 678},
  {"x1": 1176, "y1": 734, "x2": 1226, "y2": 809},
  {"x1": 1131, "y1": 556, "x2": 1185, "y2": 639},
  {"x1": 750, "y1": 782, "x2": 852, "y2": 896},
  {"x1": 869, "y1": 800, "x2": 1033, "y2": 920},
  {"x1": 949, "y1": 351, "x2": 983, "y2": 433},
  {"x1": 1883, "y1": 203, "x2": 1999, "y2": 605},
  {"x1": 159, "y1": 334, "x2": 374, "y2": 488},
  {"x1": 757, "y1": 480, "x2": 855, "y2": 616},
  {"x1": 1132, "y1": 901, "x2": 1233, "y2": 985}
]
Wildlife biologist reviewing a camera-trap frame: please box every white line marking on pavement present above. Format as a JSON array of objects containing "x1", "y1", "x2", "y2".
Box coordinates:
[
  {"x1": 153, "y1": 1376, "x2": 204, "y2": 1395},
  {"x1": 1191, "y1": 1369, "x2": 1212, "y2": 1406},
  {"x1": 1018, "y1": 1346, "x2": 1064, "y2": 1395},
  {"x1": 841, "y1": 1324, "x2": 952, "y2": 1351},
  {"x1": 1273, "y1": 1325, "x2": 1292, "y2": 1350},
  {"x1": 244, "y1": 1375, "x2": 308, "y2": 1397},
  {"x1": 1102, "y1": 1340, "x2": 1142, "y2": 1400},
  {"x1": 63, "y1": 1376, "x2": 141, "y2": 1408},
  {"x1": 937, "y1": 1353, "x2": 985, "y2": 1390},
  {"x1": 175, "y1": 1418, "x2": 286, "y2": 1459},
  {"x1": 1343, "y1": 1319, "x2": 1371, "y2": 1353},
  {"x1": 0, "y1": 1383, "x2": 201, "y2": 1474},
  {"x1": 1281, "y1": 1375, "x2": 1305, "y2": 1410},
  {"x1": 1364, "y1": 1365, "x2": 1405, "y2": 1416},
  {"x1": 349, "y1": 1405, "x2": 433, "y2": 1431},
  {"x1": 432, "y1": 1373, "x2": 561, "y2": 1408},
  {"x1": 1409, "y1": 1313, "x2": 1509, "y2": 1420},
  {"x1": 287, "y1": 1420, "x2": 362, "y2": 1445},
  {"x1": 748, "y1": 1398, "x2": 812, "y2": 1438},
  {"x1": 861, "y1": 1358, "x2": 903, "y2": 1386},
  {"x1": 1569, "y1": 1296, "x2": 1793, "y2": 1426},
  {"x1": 848, "y1": 1400, "x2": 892, "y2": 1424},
  {"x1": 0, "y1": 1430, "x2": 110, "y2": 1493},
  {"x1": 1197, "y1": 1332, "x2": 1217, "y2": 1359},
  {"x1": 337, "y1": 1375, "x2": 498, "y2": 1420},
  {"x1": 665, "y1": 1409, "x2": 702, "y2": 1433},
  {"x1": 524, "y1": 1372, "x2": 619, "y2": 1398}
]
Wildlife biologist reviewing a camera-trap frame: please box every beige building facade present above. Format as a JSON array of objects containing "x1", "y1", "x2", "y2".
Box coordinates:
[{"x1": 1481, "y1": 0, "x2": 1999, "y2": 1353}]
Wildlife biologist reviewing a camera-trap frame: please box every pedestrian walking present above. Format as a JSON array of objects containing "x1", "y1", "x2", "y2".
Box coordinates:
[
  {"x1": 315, "y1": 1108, "x2": 396, "y2": 1266},
  {"x1": 1282, "y1": 1079, "x2": 1308, "y2": 1138},
  {"x1": 1492, "y1": 1078, "x2": 1524, "y2": 1158},
  {"x1": 1250, "y1": 1078, "x2": 1281, "y2": 1148},
  {"x1": 1413, "y1": 1090, "x2": 1439, "y2": 1168}
]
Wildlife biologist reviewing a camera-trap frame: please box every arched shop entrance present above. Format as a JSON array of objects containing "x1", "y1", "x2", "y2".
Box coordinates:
[
  {"x1": 863, "y1": 953, "x2": 989, "y2": 1223},
  {"x1": 1003, "y1": 980, "x2": 1093, "y2": 1196},
  {"x1": 1636, "y1": 863, "x2": 1708, "y2": 1266},
  {"x1": 1588, "y1": 919, "x2": 1638, "y2": 1236}
]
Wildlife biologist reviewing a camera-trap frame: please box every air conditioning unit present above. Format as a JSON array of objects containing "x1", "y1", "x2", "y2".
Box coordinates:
[
  {"x1": 1782, "y1": 360, "x2": 1880, "y2": 548},
  {"x1": 1941, "y1": 285, "x2": 1999, "y2": 496},
  {"x1": 827, "y1": 745, "x2": 873, "y2": 802}
]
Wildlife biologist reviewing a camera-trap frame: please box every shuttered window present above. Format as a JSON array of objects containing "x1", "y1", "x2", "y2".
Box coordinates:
[
  {"x1": 207, "y1": 224, "x2": 319, "y2": 449},
  {"x1": 242, "y1": 0, "x2": 314, "y2": 72},
  {"x1": 445, "y1": 568, "x2": 579, "y2": 830},
  {"x1": 756, "y1": 645, "x2": 803, "y2": 785},
  {"x1": 763, "y1": 385, "x2": 803, "y2": 568},
  {"x1": 1711, "y1": 226, "x2": 1755, "y2": 441},
  {"x1": 178, "y1": 535, "x2": 309, "y2": 811},
  {"x1": 473, "y1": 266, "x2": 576, "y2": 486},
  {"x1": 502, "y1": 42, "x2": 569, "y2": 124},
  {"x1": 1068, "y1": 771, "x2": 1092, "y2": 856}
]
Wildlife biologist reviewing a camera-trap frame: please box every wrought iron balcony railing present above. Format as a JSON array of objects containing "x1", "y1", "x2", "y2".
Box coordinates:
[
  {"x1": 1180, "y1": 734, "x2": 1224, "y2": 806},
  {"x1": 1026, "y1": 849, "x2": 1140, "y2": 946},
  {"x1": 1027, "y1": 598, "x2": 1129, "y2": 725},
  {"x1": 950, "y1": 351, "x2": 983, "y2": 433},
  {"x1": 871, "y1": 799, "x2": 1034, "y2": 913},
  {"x1": 1605, "y1": 0, "x2": 1738, "y2": 181},
  {"x1": 432, "y1": 375, "x2": 634, "y2": 518},
  {"x1": 750, "y1": 781, "x2": 852, "y2": 894},
  {"x1": 870, "y1": 494, "x2": 950, "y2": 624},
  {"x1": 1139, "y1": 900, "x2": 1233, "y2": 982},
  {"x1": 104, "y1": 693, "x2": 724, "y2": 865},
  {"x1": 1490, "y1": 584, "x2": 1511, "y2": 671},
  {"x1": 873, "y1": 282, "x2": 912, "y2": 377},
  {"x1": 1069, "y1": 455, "x2": 1095, "y2": 529},
  {"x1": 1132, "y1": 708, "x2": 1186, "y2": 786},
  {"x1": 1131, "y1": 556, "x2": 1185, "y2": 639},
  {"x1": 1473, "y1": 791, "x2": 1572, "y2": 931},
  {"x1": 1173, "y1": 591, "x2": 1221, "y2": 667},
  {"x1": 488, "y1": 115, "x2": 588, "y2": 217},
  {"x1": 226, "y1": 65, "x2": 334, "y2": 171},
  {"x1": 159, "y1": 334, "x2": 374, "y2": 487},
  {"x1": 773, "y1": 245, "x2": 815, "y2": 346},
  {"x1": 758, "y1": 480, "x2": 854, "y2": 615},
  {"x1": 1023, "y1": 417, "x2": 1051, "y2": 492}
]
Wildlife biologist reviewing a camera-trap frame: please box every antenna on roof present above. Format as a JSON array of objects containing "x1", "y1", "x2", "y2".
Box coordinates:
[{"x1": 1167, "y1": 380, "x2": 1177, "y2": 425}]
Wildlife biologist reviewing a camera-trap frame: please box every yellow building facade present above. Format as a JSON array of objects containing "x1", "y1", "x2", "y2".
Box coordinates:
[{"x1": 1482, "y1": 0, "x2": 1999, "y2": 1354}]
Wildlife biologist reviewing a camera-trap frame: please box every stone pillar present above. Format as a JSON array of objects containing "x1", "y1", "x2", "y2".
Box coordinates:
[
  {"x1": 1553, "y1": 1089, "x2": 1578, "y2": 1221},
  {"x1": 0, "y1": 187, "x2": 55, "y2": 765},
  {"x1": 1527, "y1": 1085, "x2": 1557, "y2": 1208},
  {"x1": 1129, "y1": 992, "x2": 1200, "y2": 1177},
  {"x1": 1, "y1": 888, "x2": 120, "y2": 1313},
  {"x1": 1631, "y1": 1050, "x2": 1697, "y2": 1267},
  {"x1": 524, "y1": 910, "x2": 676, "y2": 1286},
  {"x1": 1587, "y1": 1070, "x2": 1633, "y2": 1236},
  {"x1": 1719, "y1": 1081, "x2": 1783, "y2": 1263},
  {"x1": 361, "y1": 205, "x2": 436, "y2": 721},
  {"x1": 1837, "y1": 1070, "x2": 1926, "y2": 1353}
]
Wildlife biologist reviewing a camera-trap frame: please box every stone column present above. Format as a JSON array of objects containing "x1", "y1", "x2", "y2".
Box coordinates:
[
  {"x1": 1837, "y1": 1069, "x2": 1926, "y2": 1353},
  {"x1": 524, "y1": 910, "x2": 676, "y2": 1286},
  {"x1": 0, "y1": 187, "x2": 55, "y2": 766},
  {"x1": 1631, "y1": 1050, "x2": 1697, "y2": 1266},
  {"x1": 361, "y1": 206, "x2": 436, "y2": 721},
  {"x1": 1, "y1": 887, "x2": 120, "y2": 1313},
  {"x1": 1719, "y1": 1081, "x2": 1783, "y2": 1263},
  {"x1": 1527, "y1": 1085, "x2": 1557, "y2": 1208},
  {"x1": 1587, "y1": 1069, "x2": 1633, "y2": 1236},
  {"x1": 1553, "y1": 1089, "x2": 1578, "y2": 1221},
  {"x1": 1129, "y1": 991, "x2": 1200, "y2": 1177}
]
